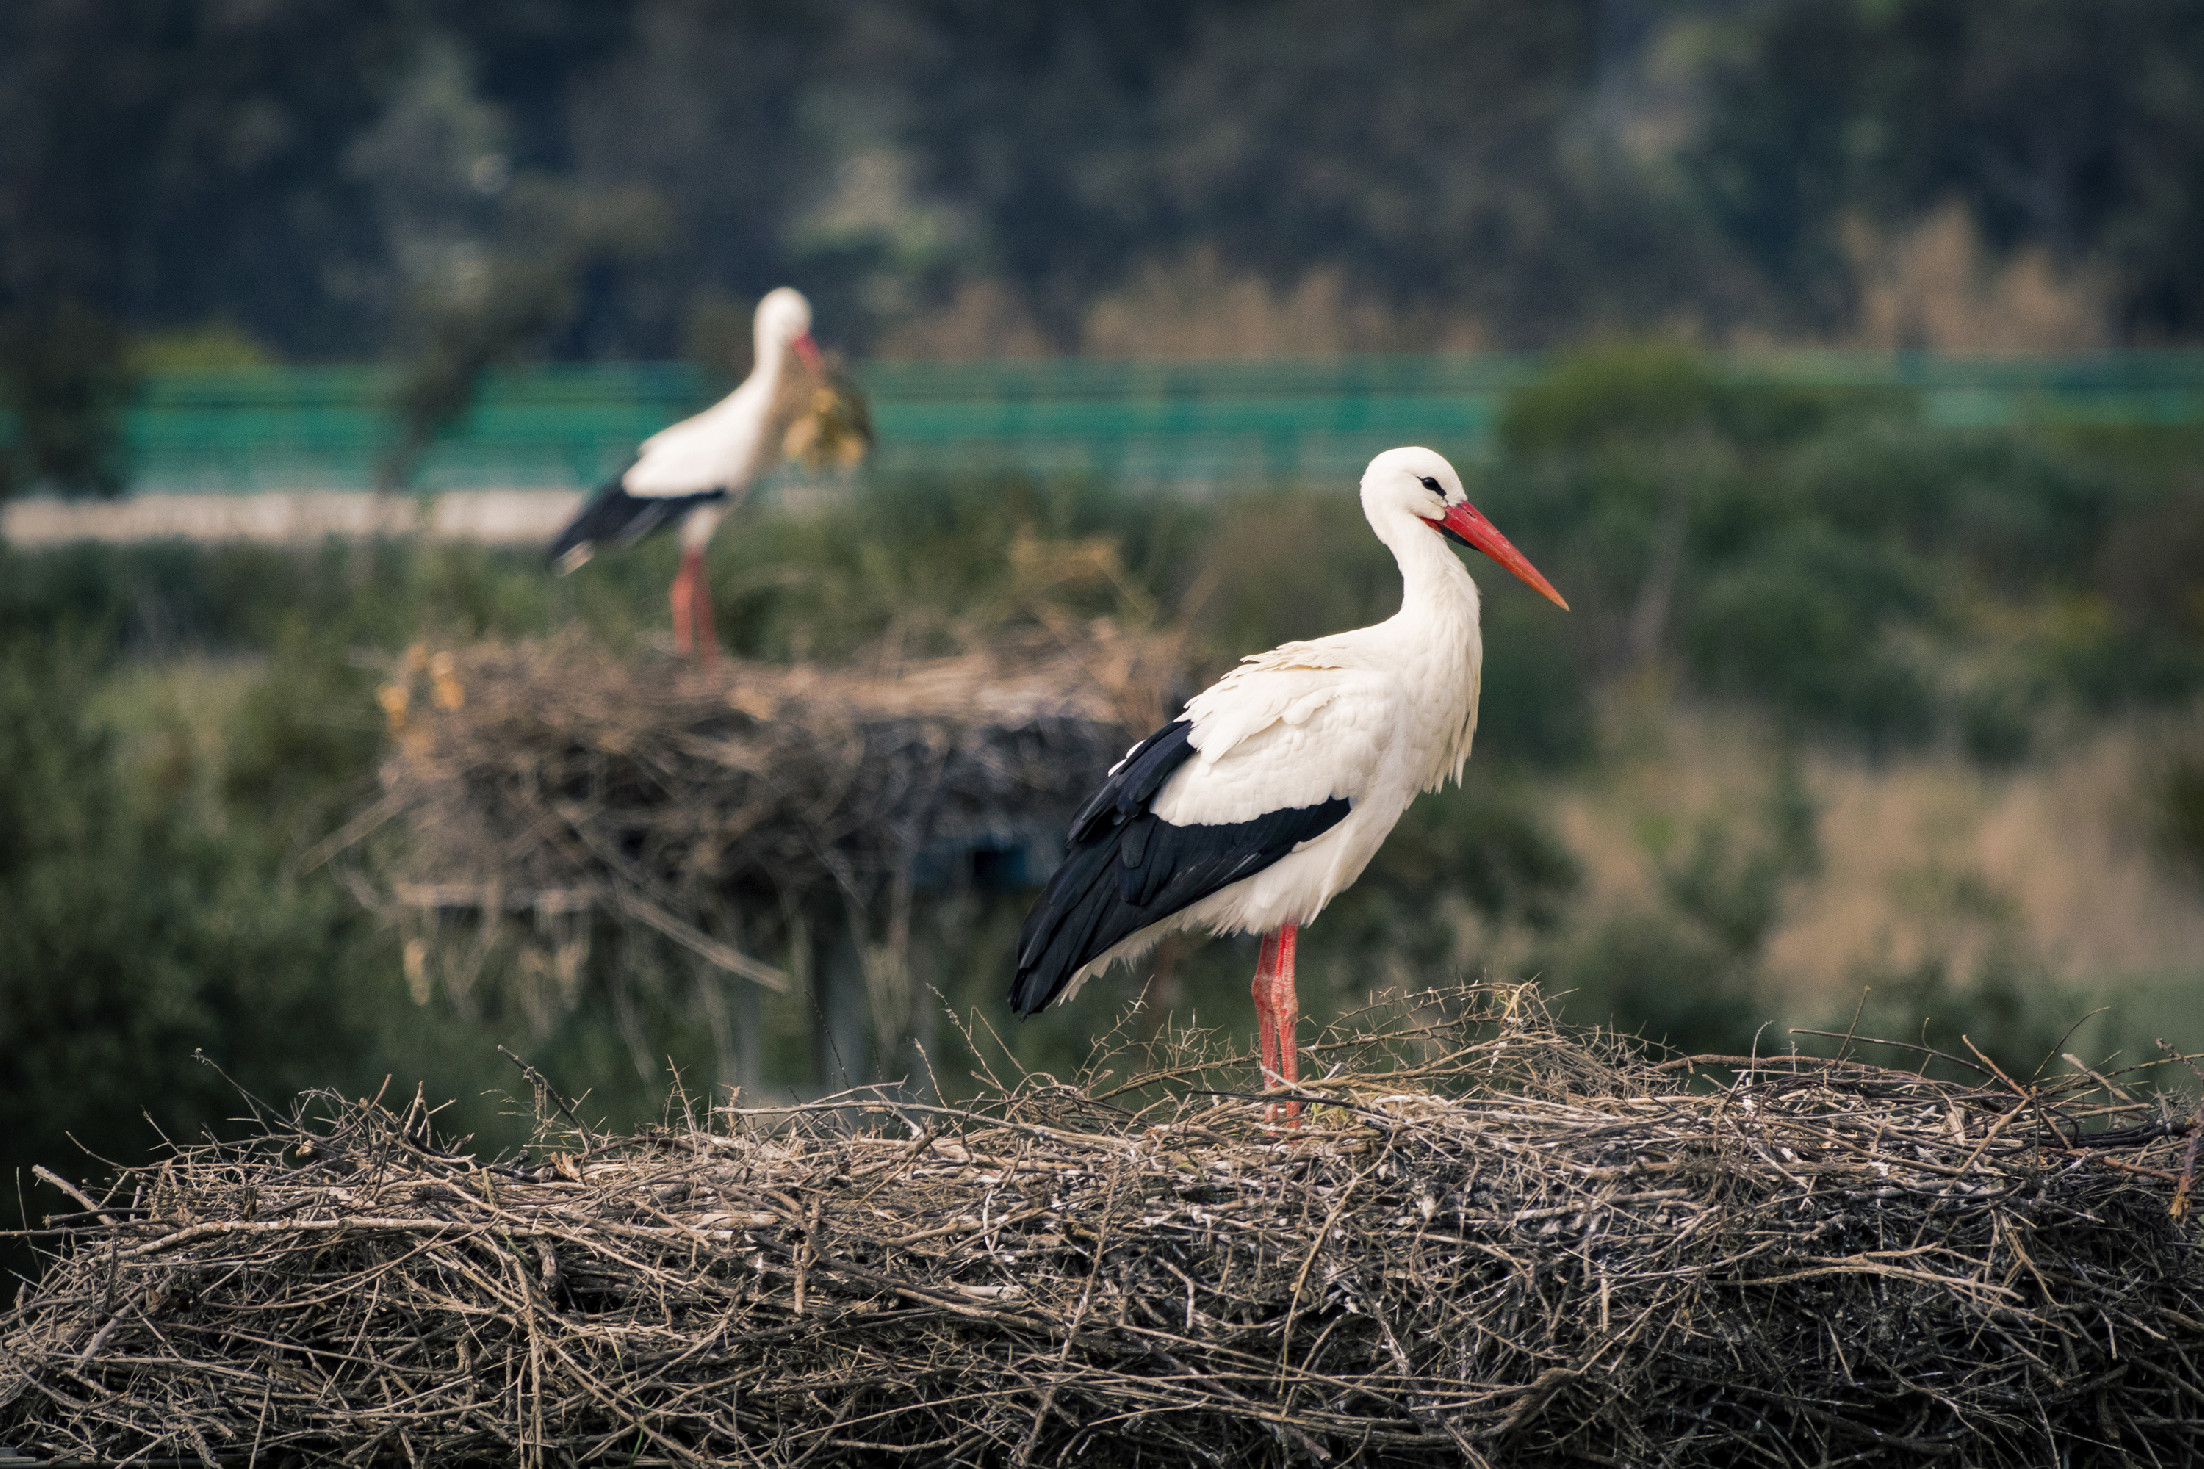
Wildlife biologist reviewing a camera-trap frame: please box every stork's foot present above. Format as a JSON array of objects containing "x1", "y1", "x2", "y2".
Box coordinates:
[{"x1": 1250, "y1": 924, "x2": 1302, "y2": 1128}]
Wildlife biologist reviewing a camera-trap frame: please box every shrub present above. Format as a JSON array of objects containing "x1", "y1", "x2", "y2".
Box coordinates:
[
  {"x1": 2161, "y1": 751, "x2": 2204, "y2": 887},
  {"x1": 1323, "y1": 778, "x2": 1584, "y2": 969},
  {"x1": 1684, "y1": 524, "x2": 1937, "y2": 746},
  {"x1": 0, "y1": 301, "x2": 136, "y2": 498},
  {"x1": 1474, "y1": 593, "x2": 1595, "y2": 768},
  {"x1": 1542, "y1": 760, "x2": 1818, "y2": 1056},
  {"x1": 0, "y1": 638, "x2": 381, "y2": 1193},
  {"x1": 1499, "y1": 341, "x2": 1846, "y2": 460},
  {"x1": 1554, "y1": 910, "x2": 1766, "y2": 1057},
  {"x1": 1790, "y1": 424, "x2": 2118, "y2": 590}
]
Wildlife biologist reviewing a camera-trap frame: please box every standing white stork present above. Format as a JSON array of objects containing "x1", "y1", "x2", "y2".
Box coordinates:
[
  {"x1": 547, "y1": 287, "x2": 824, "y2": 662},
  {"x1": 1010, "y1": 447, "x2": 1568, "y2": 1118}
]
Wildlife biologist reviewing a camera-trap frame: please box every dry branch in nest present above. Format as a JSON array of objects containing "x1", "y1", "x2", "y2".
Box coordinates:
[
  {"x1": 5, "y1": 985, "x2": 2202, "y2": 1467},
  {"x1": 337, "y1": 624, "x2": 1180, "y2": 1040}
]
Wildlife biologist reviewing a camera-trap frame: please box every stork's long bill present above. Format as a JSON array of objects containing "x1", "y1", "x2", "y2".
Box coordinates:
[
  {"x1": 1437, "y1": 501, "x2": 1570, "y2": 610},
  {"x1": 792, "y1": 334, "x2": 823, "y2": 373}
]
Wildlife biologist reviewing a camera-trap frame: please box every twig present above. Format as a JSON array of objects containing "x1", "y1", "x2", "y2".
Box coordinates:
[
  {"x1": 497, "y1": 1046, "x2": 594, "y2": 1155},
  {"x1": 4, "y1": 982, "x2": 2198, "y2": 1468}
]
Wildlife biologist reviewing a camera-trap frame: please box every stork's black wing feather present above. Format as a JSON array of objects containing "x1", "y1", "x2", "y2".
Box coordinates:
[
  {"x1": 1010, "y1": 719, "x2": 1350, "y2": 1017},
  {"x1": 547, "y1": 477, "x2": 728, "y2": 571}
]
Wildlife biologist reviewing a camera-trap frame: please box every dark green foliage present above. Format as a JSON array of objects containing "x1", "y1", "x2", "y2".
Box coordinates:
[
  {"x1": 1664, "y1": 757, "x2": 1819, "y2": 951},
  {"x1": 0, "y1": 628, "x2": 653, "y2": 1262},
  {"x1": 1955, "y1": 672, "x2": 2045, "y2": 767},
  {"x1": 697, "y1": 472, "x2": 1198, "y2": 663},
  {"x1": 1474, "y1": 594, "x2": 1594, "y2": 770},
  {"x1": 220, "y1": 631, "x2": 385, "y2": 848},
  {"x1": 0, "y1": 637, "x2": 386, "y2": 1203},
  {"x1": 2161, "y1": 753, "x2": 2204, "y2": 888},
  {"x1": 1172, "y1": 487, "x2": 1393, "y2": 655},
  {"x1": 1684, "y1": 525, "x2": 1937, "y2": 747},
  {"x1": 2098, "y1": 484, "x2": 2204, "y2": 633},
  {"x1": 1686, "y1": 4, "x2": 1876, "y2": 333},
  {"x1": 2074, "y1": 482, "x2": 2204, "y2": 707},
  {"x1": 0, "y1": 0, "x2": 409, "y2": 353},
  {"x1": 1499, "y1": 343, "x2": 1850, "y2": 461},
  {"x1": 1320, "y1": 780, "x2": 1582, "y2": 978},
  {"x1": 1500, "y1": 344, "x2": 1725, "y2": 457},
  {"x1": 1694, "y1": 0, "x2": 2204, "y2": 337},
  {"x1": 380, "y1": 185, "x2": 674, "y2": 490},
  {"x1": 1789, "y1": 425, "x2": 2119, "y2": 590},
  {"x1": 1555, "y1": 912, "x2": 1764, "y2": 1058},
  {"x1": 1496, "y1": 347, "x2": 1944, "y2": 742},
  {"x1": 1494, "y1": 345, "x2": 2204, "y2": 747},
  {"x1": 3, "y1": 0, "x2": 2203, "y2": 393},
  {"x1": 0, "y1": 0, "x2": 1714, "y2": 363},
  {"x1": 1491, "y1": 345, "x2": 1931, "y2": 747},
  {"x1": 0, "y1": 301, "x2": 136, "y2": 498},
  {"x1": 0, "y1": 538, "x2": 667, "y2": 659}
]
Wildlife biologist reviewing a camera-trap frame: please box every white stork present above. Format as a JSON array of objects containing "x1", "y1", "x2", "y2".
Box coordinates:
[
  {"x1": 548, "y1": 287, "x2": 823, "y2": 661},
  {"x1": 1011, "y1": 447, "x2": 1568, "y2": 1118}
]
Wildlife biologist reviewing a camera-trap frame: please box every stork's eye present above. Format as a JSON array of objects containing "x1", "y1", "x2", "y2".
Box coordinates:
[{"x1": 1418, "y1": 475, "x2": 1442, "y2": 494}]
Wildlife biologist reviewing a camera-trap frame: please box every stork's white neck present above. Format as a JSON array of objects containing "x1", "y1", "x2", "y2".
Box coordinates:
[
  {"x1": 1368, "y1": 500, "x2": 1482, "y2": 636},
  {"x1": 747, "y1": 328, "x2": 791, "y2": 394}
]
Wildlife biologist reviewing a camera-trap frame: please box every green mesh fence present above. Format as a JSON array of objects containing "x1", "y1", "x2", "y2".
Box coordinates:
[{"x1": 8, "y1": 352, "x2": 2203, "y2": 494}]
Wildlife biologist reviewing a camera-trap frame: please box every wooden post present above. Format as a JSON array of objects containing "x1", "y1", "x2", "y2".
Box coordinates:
[
  {"x1": 733, "y1": 973, "x2": 762, "y2": 1097},
  {"x1": 810, "y1": 911, "x2": 868, "y2": 1092}
]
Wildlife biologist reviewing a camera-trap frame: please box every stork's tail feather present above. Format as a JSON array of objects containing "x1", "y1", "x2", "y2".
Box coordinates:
[
  {"x1": 546, "y1": 480, "x2": 728, "y2": 572},
  {"x1": 1011, "y1": 842, "x2": 1124, "y2": 1017},
  {"x1": 1012, "y1": 722, "x2": 1200, "y2": 1017}
]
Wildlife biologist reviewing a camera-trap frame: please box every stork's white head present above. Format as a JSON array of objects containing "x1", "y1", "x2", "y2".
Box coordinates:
[
  {"x1": 1361, "y1": 447, "x2": 1569, "y2": 610},
  {"x1": 755, "y1": 287, "x2": 822, "y2": 372}
]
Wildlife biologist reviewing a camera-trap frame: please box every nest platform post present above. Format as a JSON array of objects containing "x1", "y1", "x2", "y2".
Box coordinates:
[{"x1": 811, "y1": 912, "x2": 869, "y2": 1092}]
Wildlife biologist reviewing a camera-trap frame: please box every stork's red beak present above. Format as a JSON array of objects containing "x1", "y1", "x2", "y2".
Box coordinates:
[
  {"x1": 792, "y1": 333, "x2": 823, "y2": 373},
  {"x1": 1438, "y1": 502, "x2": 1569, "y2": 610}
]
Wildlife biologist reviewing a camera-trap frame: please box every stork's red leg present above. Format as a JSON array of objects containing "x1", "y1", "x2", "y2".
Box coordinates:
[
  {"x1": 1251, "y1": 926, "x2": 1302, "y2": 1126},
  {"x1": 670, "y1": 550, "x2": 699, "y2": 656},
  {"x1": 1269, "y1": 923, "x2": 1301, "y2": 1123},
  {"x1": 688, "y1": 550, "x2": 718, "y2": 665},
  {"x1": 1252, "y1": 931, "x2": 1283, "y2": 1090},
  {"x1": 671, "y1": 547, "x2": 718, "y2": 663}
]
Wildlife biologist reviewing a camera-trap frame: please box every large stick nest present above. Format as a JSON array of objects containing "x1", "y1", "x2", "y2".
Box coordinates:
[
  {"x1": 331, "y1": 623, "x2": 1180, "y2": 1010},
  {"x1": 5, "y1": 986, "x2": 2201, "y2": 1467},
  {"x1": 358, "y1": 622, "x2": 1179, "y2": 898}
]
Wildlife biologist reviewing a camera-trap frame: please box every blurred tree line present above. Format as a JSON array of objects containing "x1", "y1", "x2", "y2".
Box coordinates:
[{"x1": 6, "y1": 0, "x2": 2204, "y2": 492}]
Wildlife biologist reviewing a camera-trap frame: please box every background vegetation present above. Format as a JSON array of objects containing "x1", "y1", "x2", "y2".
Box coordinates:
[
  {"x1": 8, "y1": 1, "x2": 2204, "y2": 493},
  {"x1": 6, "y1": 350, "x2": 2202, "y2": 1231}
]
